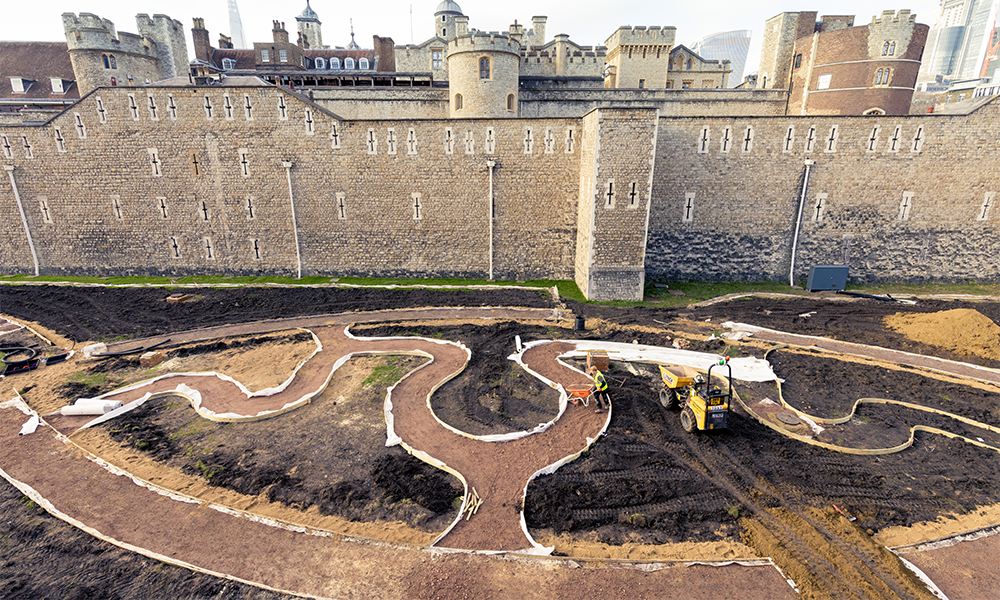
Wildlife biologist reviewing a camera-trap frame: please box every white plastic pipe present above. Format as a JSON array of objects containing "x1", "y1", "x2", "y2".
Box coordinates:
[
  {"x1": 5, "y1": 166, "x2": 39, "y2": 276},
  {"x1": 61, "y1": 403, "x2": 120, "y2": 416},
  {"x1": 789, "y1": 160, "x2": 815, "y2": 287},
  {"x1": 283, "y1": 161, "x2": 302, "y2": 279},
  {"x1": 74, "y1": 398, "x2": 124, "y2": 411}
]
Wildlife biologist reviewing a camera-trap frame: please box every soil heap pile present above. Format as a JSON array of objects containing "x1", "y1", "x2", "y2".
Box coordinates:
[{"x1": 884, "y1": 308, "x2": 1000, "y2": 361}]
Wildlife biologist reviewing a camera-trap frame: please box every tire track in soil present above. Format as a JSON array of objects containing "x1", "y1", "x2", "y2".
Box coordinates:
[
  {"x1": 663, "y1": 409, "x2": 936, "y2": 600},
  {"x1": 622, "y1": 381, "x2": 923, "y2": 599}
]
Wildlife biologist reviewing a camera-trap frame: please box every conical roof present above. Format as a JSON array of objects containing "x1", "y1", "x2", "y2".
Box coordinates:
[{"x1": 297, "y1": 0, "x2": 320, "y2": 22}]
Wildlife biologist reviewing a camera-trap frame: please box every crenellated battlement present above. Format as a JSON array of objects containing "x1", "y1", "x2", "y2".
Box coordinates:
[
  {"x1": 871, "y1": 10, "x2": 916, "y2": 25},
  {"x1": 448, "y1": 33, "x2": 521, "y2": 56},
  {"x1": 61, "y1": 12, "x2": 188, "y2": 95},
  {"x1": 63, "y1": 13, "x2": 156, "y2": 57},
  {"x1": 605, "y1": 25, "x2": 677, "y2": 49}
]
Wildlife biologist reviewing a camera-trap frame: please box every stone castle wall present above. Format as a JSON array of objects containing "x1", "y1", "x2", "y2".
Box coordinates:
[
  {"x1": 574, "y1": 108, "x2": 659, "y2": 300},
  {"x1": 0, "y1": 86, "x2": 580, "y2": 281},
  {"x1": 62, "y1": 13, "x2": 187, "y2": 94},
  {"x1": 1, "y1": 84, "x2": 998, "y2": 299},
  {"x1": 518, "y1": 52, "x2": 604, "y2": 78},
  {"x1": 310, "y1": 88, "x2": 449, "y2": 120},
  {"x1": 519, "y1": 88, "x2": 788, "y2": 118},
  {"x1": 757, "y1": 12, "x2": 815, "y2": 90},
  {"x1": 646, "y1": 104, "x2": 1000, "y2": 285},
  {"x1": 448, "y1": 35, "x2": 520, "y2": 118}
]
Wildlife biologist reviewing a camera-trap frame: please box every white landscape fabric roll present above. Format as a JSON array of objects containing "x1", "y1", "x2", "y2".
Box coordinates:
[{"x1": 62, "y1": 398, "x2": 124, "y2": 415}]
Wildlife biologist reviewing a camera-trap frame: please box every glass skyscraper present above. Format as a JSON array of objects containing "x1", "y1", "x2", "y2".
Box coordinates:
[{"x1": 691, "y1": 30, "x2": 752, "y2": 88}]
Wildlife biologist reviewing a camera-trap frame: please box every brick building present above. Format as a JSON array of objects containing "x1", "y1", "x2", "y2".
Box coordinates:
[{"x1": 758, "y1": 10, "x2": 929, "y2": 115}]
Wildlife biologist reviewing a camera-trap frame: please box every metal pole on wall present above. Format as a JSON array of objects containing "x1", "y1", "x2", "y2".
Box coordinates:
[
  {"x1": 282, "y1": 161, "x2": 302, "y2": 279},
  {"x1": 5, "y1": 166, "x2": 39, "y2": 276},
  {"x1": 487, "y1": 160, "x2": 495, "y2": 281},
  {"x1": 789, "y1": 159, "x2": 815, "y2": 287}
]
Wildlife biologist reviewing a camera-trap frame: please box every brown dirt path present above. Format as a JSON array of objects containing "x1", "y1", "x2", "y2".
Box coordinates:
[
  {"x1": 0, "y1": 406, "x2": 798, "y2": 600},
  {"x1": 99, "y1": 307, "x2": 562, "y2": 354},
  {"x1": 895, "y1": 530, "x2": 1000, "y2": 600},
  {"x1": 80, "y1": 326, "x2": 607, "y2": 552}
]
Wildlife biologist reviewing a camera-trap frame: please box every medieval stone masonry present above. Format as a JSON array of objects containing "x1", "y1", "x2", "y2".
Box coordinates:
[{"x1": 2, "y1": 83, "x2": 997, "y2": 300}]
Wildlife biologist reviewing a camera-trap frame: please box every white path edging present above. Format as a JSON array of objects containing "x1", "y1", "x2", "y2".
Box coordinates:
[{"x1": 67, "y1": 329, "x2": 326, "y2": 427}]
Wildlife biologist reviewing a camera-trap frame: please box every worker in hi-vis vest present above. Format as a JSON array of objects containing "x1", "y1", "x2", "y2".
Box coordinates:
[{"x1": 587, "y1": 366, "x2": 610, "y2": 414}]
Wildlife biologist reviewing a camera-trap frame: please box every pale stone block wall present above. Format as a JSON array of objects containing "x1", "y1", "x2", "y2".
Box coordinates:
[
  {"x1": 646, "y1": 103, "x2": 1000, "y2": 284},
  {"x1": 0, "y1": 86, "x2": 579, "y2": 282},
  {"x1": 447, "y1": 35, "x2": 520, "y2": 118},
  {"x1": 311, "y1": 89, "x2": 449, "y2": 119},
  {"x1": 574, "y1": 107, "x2": 658, "y2": 300}
]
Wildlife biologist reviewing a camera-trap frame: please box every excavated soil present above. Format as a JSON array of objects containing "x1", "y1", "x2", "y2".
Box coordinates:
[
  {"x1": 3, "y1": 285, "x2": 1000, "y2": 599},
  {"x1": 572, "y1": 296, "x2": 1000, "y2": 370},
  {"x1": 884, "y1": 308, "x2": 1000, "y2": 361}
]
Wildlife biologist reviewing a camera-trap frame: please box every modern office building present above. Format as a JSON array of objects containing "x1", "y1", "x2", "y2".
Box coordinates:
[
  {"x1": 920, "y1": 0, "x2": 999, "y2": 80},
  {"x1": 691, "y1": 29, "x2": 751, "y2": 88}
]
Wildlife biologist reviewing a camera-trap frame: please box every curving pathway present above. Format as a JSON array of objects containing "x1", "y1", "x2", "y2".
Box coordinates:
[
  {"x1": 75, "y1": 325, "x2": 607, "y2": 553},
  {"x1": 4, "y1": 311, "x2": 999, "y2": 598}
]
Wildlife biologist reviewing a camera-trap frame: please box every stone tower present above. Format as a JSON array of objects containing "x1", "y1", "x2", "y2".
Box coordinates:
[
  {"x1": 62, "y1": 12, "x2": 188, "y2": 94},
  {"x1": 434, "y1": 0, "x2": 465, "y2": 41},
  {"x1": 756, "y1": 11, "x2": 818, "y2": 89},
  {"x1": 296, "y1": 0, "x2": 327, "y2": 50},
  {"x1": 447, "y1": 33, "x2": 520, "y2": 118},
  {"x1": 604, "y1": 26, "x2": 676, "y2": 89}
]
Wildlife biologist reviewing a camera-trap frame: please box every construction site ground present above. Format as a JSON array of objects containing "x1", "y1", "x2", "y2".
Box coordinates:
[{"x1": 1, "y1": 284, "x2": 999, "y2": 600}]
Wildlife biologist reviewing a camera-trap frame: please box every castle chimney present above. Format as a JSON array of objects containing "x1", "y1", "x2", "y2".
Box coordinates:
[
  {"x1": 272, "y1": 20, "x2": 289, "y2": 43},
  {"x1": 191, "y1": 17, "x2": 211, "y2": 62}
]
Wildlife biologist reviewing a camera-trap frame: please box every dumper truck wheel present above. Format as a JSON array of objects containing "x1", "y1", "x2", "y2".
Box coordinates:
[
  {"x1": 659, "y1": 389, "x2": 678, "y2": 409},
  {"x1": 680, "y1": 407, "x2": 697, "y2": 432}
]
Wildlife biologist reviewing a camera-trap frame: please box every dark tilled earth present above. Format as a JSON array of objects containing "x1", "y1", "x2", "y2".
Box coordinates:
[
  {"x1": 3, "y1": 285, "x2": 1000, "y2": 598},
  {"x1": 0, "y1": 285, "x2": 554, "y2": 343},
  {"x1": 572, "y1": 296, "x2": 1000, "y2": 370},
  {"x1": 0, "y1": 480, "x2": 297, "y2": 600}
]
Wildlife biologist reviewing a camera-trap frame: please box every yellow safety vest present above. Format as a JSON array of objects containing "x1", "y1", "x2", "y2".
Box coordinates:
[{"x1": 593, "y1": 371, "x2": 608, "y2": 391}]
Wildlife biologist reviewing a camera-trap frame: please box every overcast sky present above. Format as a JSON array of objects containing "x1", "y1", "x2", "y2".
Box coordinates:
[{"x1": 2, "y1": 0, "x2": 940, "y2": 75}]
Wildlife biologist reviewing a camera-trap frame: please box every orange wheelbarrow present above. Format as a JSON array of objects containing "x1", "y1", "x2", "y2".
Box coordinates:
[{"x1": 566, "y1": 384, "x2": 595, "y2": 406}]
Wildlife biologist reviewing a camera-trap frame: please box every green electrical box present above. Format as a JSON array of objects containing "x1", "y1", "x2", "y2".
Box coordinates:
[{"x1": 806, "y1": 265, "x2": 848, "y2": 291}]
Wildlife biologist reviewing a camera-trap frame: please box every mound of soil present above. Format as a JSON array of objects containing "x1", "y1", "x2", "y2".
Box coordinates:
[{"x1": 884, "y1": 309, "x2": 1000, "y2": 361}]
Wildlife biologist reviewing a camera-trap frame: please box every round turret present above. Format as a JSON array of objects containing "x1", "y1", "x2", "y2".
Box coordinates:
[
  {"x1": 433, "y1": 0, "x2": 464, "y2": 40},
  {"x1": 434, "y1": 0, "x2": 463, "y2": 16},
  {"x1": 447, "y1": 34, "x2": 520, "y2": 118}
]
